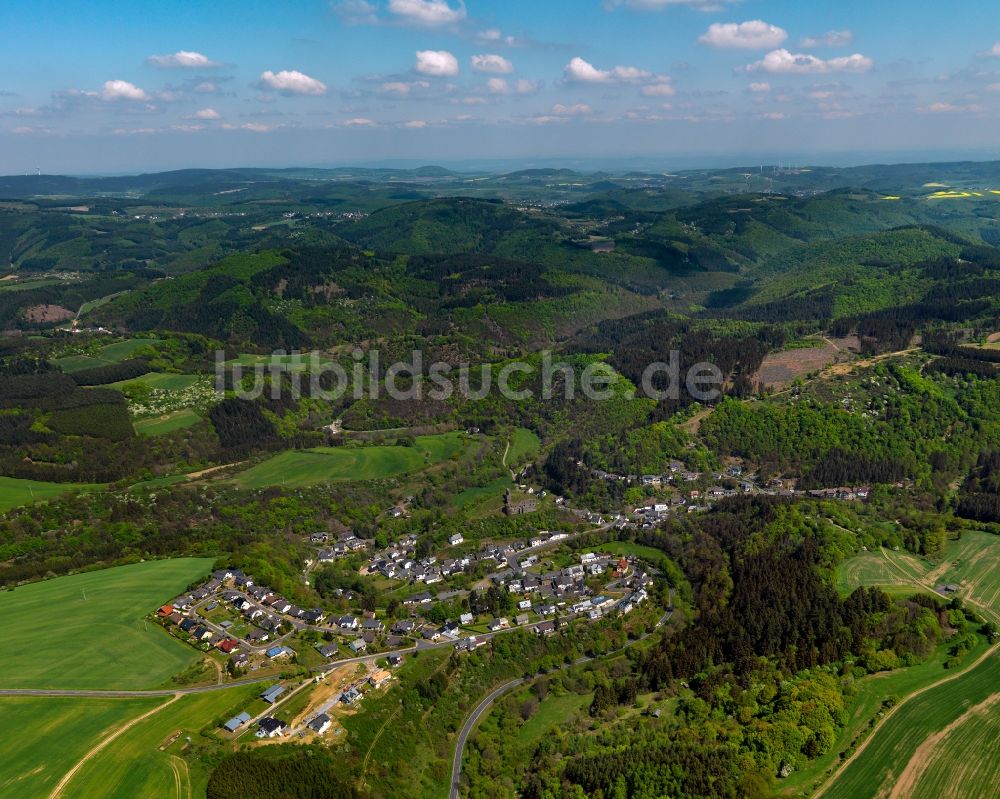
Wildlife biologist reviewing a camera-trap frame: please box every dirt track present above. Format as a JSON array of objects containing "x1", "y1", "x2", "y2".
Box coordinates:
[{"x1": 48, "y1": 694, "x2": 180, "y2": 798}]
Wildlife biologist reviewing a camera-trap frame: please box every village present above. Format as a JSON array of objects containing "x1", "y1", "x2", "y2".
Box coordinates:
[
  {"x1": 152, "y1": 532, "x2": 657, "y2": 742},
  {"x1": 146, "y1": 450, "x2": 883, "y2": 744}
]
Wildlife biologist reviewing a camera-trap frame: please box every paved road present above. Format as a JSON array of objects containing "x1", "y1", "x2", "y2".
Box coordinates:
[
  {"x1": 448, "y1": 596, "x2": 674, "y2": 799},
  {"x1": 449, "y1": 678, "x2": 525, "y2": 799}
]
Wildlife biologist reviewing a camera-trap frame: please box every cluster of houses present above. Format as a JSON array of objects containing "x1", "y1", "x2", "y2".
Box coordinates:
[
  {"x1": 806, "y1": 486, "x2": 871, "y2": 501},
  {"x1": 473, "y1": 551, "x2": 653, "y2": 642},
  {"x1": 591, "y1": 458, "x2": 872, "y2": 520},
  {"x1": 590, "y1": 459, "x2": 706, "y2": 486},
  {"x1": 156, "y1": 568, "x2": 340, "y2": 666},
  {"x1": 366, "y1": 533, "x2": 455, "y2": 585},
  {"x1": 156, "y1": 603, "x2": 242, "y2": 655},
  {"x1": 313, "y1": 531, "x2": 370, "y2": 562},
  {"x1": 361, "y1": 530, "x2": 574, "y2": 589}
]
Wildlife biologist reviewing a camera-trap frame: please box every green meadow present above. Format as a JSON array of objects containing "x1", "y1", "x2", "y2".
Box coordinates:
[
  {"x1": 779, "y1": 634, "x2": 993, "y2": 796},
  {"x1": 134, "y1": 408, "x2": 202, "y2": 436},
  {"x1": 454, "y1": 475, "x2": 514, "y2": 511},
  {"x1": 231, "y1": 432, "x2": 472, "y2": 489},
  {"x1": 836, "y1": 531, "x2": 1000, "y2": 624},
  {"x1": 822, "y1": 649, "x2": 1000, "y2": 799},
  {"x1": 110, "y1": 372, "x2": 201, "y2": 391},
  {"x1": 506, "y1": 427, "x2": 541, "y2": 466},
  {"x1": 0, "y1": 695, "x2": 160, "y2": 799},
  {"x1": 0, "y1": 475, "x2": 98, "y2": 512},
  {"x1": 0, "y1": 558, "x2": 214, "y2": 690},
  {"x1": 59, "y1": 685, "x2": 258, "y2": 799},
  {"x1": 54, "y1": 338, "x2": 161, "y2": 372}
]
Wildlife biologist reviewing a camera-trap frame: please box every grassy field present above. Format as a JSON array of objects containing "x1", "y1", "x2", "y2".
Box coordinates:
[
  {"x1": 110, "y1": 372, "x2": 201, "y2": 391},
  {"x1": 600, "y1": 540, "x2": 677, "y2": 572},
  {"x1": 506, "y1": 427, "x2": 541, "y2": 466},
  {"x1": 516, "y1": 690, "x2": 591, "y2": 747},
  {"x1": 0, "y1": 475, "x2": 98, "y2": 512},
  {"x1": 778, "y1": 635, "x2": 993, "y2": 796},
  {"x1": 836, "y1": 531, "x2": 1000, "y2": 624},
  {"x1": 0, "y1": 695, "x2": 160, "y2": 799},
  {"x1": 906, "y1": 693, "x2": 1000, "y2": 799},
  {"x1": 134, "y1": 408, "x2": 202, "y2": 436},
  {"x1": 54, "y1": 338, "x2": 160, "y2": 372},
  {"x1": 927, "y1": 531, "x2": 1000, "y2": 621},
  {"x1": 808, "y1": 533, "x2": 1000, "y2": 799},
  {"x1": 231, "y1": 432, "x2": 472, "y2": 489},
  {"x1": 0, "y1": 558, "x2": 214, "y2": 690},
  {"x1": 59, "y1": 685, "x2": 258, "y2": 799},
  {"x1": 820, "y1": 648, "x2": 1000, "y2": 799},
  {"x1": 454, "y1": 475, "x2": 513, "y2": 511},
  {"x1": 836, "y1": 547, "x2": 928, "y2": 594},
  {"x1": 340, "y1": 648, "x2": 451, "y2": 799}
]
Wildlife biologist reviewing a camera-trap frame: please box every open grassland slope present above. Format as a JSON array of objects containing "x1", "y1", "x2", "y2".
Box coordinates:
[{"x1": 0, "y1": 558, "x2": 214, "y2": 690}]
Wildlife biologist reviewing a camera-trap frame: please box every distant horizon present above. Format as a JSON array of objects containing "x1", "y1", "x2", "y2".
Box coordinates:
[
  {"x1": 4, "y1": 1, "x2": 1000, "y2": 175},
  {"x1": 7, "y1": 150, "x2": 1000, "y2": 180}
]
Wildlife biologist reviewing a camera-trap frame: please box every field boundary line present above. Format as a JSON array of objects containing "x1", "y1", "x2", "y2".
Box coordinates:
[
  {"x1": 813, "y1": 646, "x2": 998, "y2": 798},
  {"x1": 47, "y1": 693, "x2": 181, "y2": 799},
  {"x1": 888, "y1": 691, "x2": 1000, "y2": 798}
]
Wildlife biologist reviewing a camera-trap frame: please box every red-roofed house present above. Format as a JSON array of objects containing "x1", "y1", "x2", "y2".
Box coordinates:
[{"x1": 157, "y1": 604, "x2": 174, "y2": 617}]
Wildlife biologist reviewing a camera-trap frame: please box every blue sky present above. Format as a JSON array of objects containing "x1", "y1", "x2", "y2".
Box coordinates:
[{"x1": 2, "y1": 0, "x2": 999, "y2": 173}]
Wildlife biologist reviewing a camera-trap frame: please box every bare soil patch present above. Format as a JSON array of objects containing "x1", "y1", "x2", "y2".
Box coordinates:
[
  {"x1": 754, "y1": 336, "x2": 859, "y2": 390},
  {"x1": 22, "y1": 304, "x2": 74, "y2": 324}
]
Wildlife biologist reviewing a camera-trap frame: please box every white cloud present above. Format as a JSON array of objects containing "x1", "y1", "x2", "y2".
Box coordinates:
[
  {"x1": 564, "y1": 57, "x2": 613, "y2": 83},
  {"x1": 258, "y1": 69, "x2": 327, "y2": 95},
  {"x1": 388, "y1": 0, "x2": 465, "y2": 26},
  {"x1": 552, "y1": 103, "x2": 592, "y2": 115},
  {"x1": 640, "y1": 78, "x2": 675, "y2": 96},
  {"x1": 343, "y1": 117, "x2": 377, "y2": 126},
  {"x1": 380, "y1": 80, "x2": 431, "y2": 95},
  {"x1": 403, "y1": 119, "x2": 427, "y2": 128},
  {"x1": 748, "y1": 81, "x2": 771, "y2": 92},
  {"x1": 112, "y1": 127, "x2": 156, "y2": 136},
  {"x1": 332, "y1": 0, "x2": 379, "y2": 25},
  {"x1": 919, "y1": 102, "x2": 983, "y2": 114},
  {"x1": 192, "y1": 107, "x2": 220, "y2": 120},
  {"x1": 476, "y1": 28, "x2": 519, "y2": 46},
  {"x1": 800, "y1": 30, "x2": 854, "y2": 48},
  {"x1": 758, "y1": 111, "x2": 785, "y2": 120},
  {"x1": 146, "y1": 50, "x2": 221, "y2": 69},
  {"x1": 487, "y1": 78, "x2": 539, "y2": 95},
  {"x1": 699, "y1": 21, "x2": 788, "y2": 49},
  {"x1": 415, "y1": 50, "x2": 460, "y2": 77},
  {"x1": 193, "y1": 81, "x2": 222, "y2": 94},
  {"x1": 471, "y1": 54, "x2": 514, "y2": 74},
  {"x1": 745, "y1": 49, "x2": 873, "y2": 75},
  {"x1": 988, "y1": 82, "x2": 1000, "y2": 92},
  {"x1": 101, "y1": 80, "x2": 149, "y2": 101},
  {"x1": 981, "y1": 42, "x2": 1000, "y2": 57},
  {"x1": 564, "y1": 57, "x2": 652, "y2": 84},
  {"x1": 607, "y1": 0, "x2": 740, "y2": 11}
]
